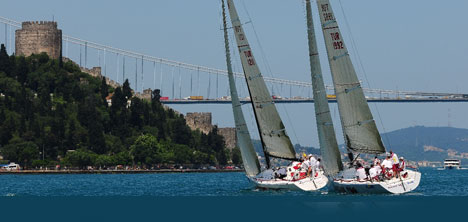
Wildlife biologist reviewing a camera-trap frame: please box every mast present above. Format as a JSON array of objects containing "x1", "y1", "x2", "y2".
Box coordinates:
[
  {"x1": 221, "y1": 0, "x2": 261, "y2": 176},
  {"x1": 316, "y1": 0, "x2": 386, "y2": 157},
  {"x1": 226, "y1": 0, "x2": 297, "y2": 167},
  {"x1": 305, "y1": 0, "x2": 343, "y2": 175}
]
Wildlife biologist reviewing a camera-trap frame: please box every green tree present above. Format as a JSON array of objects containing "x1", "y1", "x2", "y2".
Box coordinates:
[
  {"x1": 130, "y1": 134, "x2": 159, "y2": 166},
  {"x1": 122, "y1": 79, "x2": 132, "y2": 100},
  {"x1": 63, "y1": 149, "x2": 96, "y2": 169},
  {"x1": 0, "y1": 137, "x2": 39, "y2": 169}
]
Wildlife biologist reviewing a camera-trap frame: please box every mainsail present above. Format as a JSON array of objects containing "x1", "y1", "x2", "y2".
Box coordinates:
[
  {"x1": 226, "y1": 0, "x2": 296, "y2": 164},
  {"x1": 316, "y1": 0, "x2": 385, "y2": 154},
  {"x1": 305, "y1": 0, "x2": 343, "y2": 175},
  {"x1": 221, "y1": 0, "x2": 261, "y2": 177}
]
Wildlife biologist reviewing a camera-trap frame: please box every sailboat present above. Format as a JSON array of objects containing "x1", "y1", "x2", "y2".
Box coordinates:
[
  {"x1": 309, "y1": 0, "x2": 421, "y2": 194},
  {"x1": 222, "y1": 0, "x2": 328, "y2": 191}
]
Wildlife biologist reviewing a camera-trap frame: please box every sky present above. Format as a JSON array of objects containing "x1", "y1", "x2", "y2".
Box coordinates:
[{"x1": 1, "y1": 0, "x2": 468, "y2": 147}]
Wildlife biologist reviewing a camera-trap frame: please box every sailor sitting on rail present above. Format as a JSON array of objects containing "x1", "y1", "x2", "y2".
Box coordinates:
[
  {"x1": 369, "y1": 164, "x2": 381, "y2": 181},
  {"x1": 355, "y1": 163, "x2": 367, "y2": 181},
  {"x1": 274, "y1": 167, "x2": 287, "y2": 179}
]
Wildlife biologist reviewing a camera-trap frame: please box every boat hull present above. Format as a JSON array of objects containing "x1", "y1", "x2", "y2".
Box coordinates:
[
  {"x1": 332, "y1": 170, "x2": 421, "y2": 194},
  {"x1": 250, "y1": 173, "x2": 328, "y2": 191}
]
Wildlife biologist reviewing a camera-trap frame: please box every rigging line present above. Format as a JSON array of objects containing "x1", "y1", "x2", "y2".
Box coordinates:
[{"x1": 338, "y1": 0, "x2": 392, "y2": 149}]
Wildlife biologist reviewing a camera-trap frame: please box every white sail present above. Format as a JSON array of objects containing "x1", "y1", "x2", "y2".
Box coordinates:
[
  {"x1": 226, "y1": 0, "x2": 296, "y2": 161},
  {"x1": 221, "y1": 0, "x2": 261, "y2": 177},
  {"x1": 305, "y1": 0, "x2": 343, "y2": 175},
  {"x1": 316, "y1": 0, "x2": 385, "y2": 154}
]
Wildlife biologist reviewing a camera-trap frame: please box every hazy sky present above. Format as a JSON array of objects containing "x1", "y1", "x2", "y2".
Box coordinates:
[{"x1": 1, "y1": 0, "x2": 467, "y2": 147}]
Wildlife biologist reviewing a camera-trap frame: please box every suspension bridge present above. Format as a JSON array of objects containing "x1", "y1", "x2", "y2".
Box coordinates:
[{"x1": 1, "y1": 16, "x2": 467, "y2": 105}]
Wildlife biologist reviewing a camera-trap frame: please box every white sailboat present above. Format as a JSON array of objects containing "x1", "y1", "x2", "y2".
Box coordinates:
[
  {"x1": 311, "y1": 0, "x2": 421, "y2": 194},
  {"x1": 222, "y1": 0, "x2": 328, "y2": 191}
]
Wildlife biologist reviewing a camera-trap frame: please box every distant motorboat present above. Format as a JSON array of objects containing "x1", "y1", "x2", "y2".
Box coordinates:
[{"x1": 443, "y1": 159, "x2": 461, "y2": 170}]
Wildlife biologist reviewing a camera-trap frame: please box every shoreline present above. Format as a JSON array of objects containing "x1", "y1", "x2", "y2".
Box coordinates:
[{"x1": 0, "y1": 169, "x2": 244, "y2": 175}]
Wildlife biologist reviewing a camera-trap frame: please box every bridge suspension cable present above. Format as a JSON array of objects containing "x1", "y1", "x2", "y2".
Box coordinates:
[{"x1": 0, "y1": 16, "x2": 466, "y2": 98}]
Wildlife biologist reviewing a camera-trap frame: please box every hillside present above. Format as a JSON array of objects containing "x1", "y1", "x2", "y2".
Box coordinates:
[
  {"x1": 255, "y1": 126, "x2": 468, "y2": 163},
  {"x1": 0, "y1": 45, "x2": 233, "y2": 169},
  {"x1": 379, "y1": 126, "x2": 468, "y2": 161}
]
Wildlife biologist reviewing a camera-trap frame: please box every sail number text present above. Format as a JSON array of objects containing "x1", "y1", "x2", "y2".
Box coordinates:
[
  {"x1": 330, "y1": 32, "x2": 344, "y2": 50},
  {"x1": 235, "y1": 25, "x2": 255, "y2": 66},
  {"x1": 244, "y1": 50, "x2": 255, "y2": 66},
  {"x1": 320, "y1": 4, "x2": 335, "y2": 21}
]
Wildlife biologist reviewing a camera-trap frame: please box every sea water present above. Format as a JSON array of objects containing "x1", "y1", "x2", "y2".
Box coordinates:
[{"x1": 0, "y1": 168, "x2": 467, "y2": 196}]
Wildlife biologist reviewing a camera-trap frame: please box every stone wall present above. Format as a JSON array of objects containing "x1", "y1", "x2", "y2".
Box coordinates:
[
  {"x1": 218, "y1": 127, "x2": 237, "y2": 150},
  {"x1": 15, "y1": 21, "x2": 62, "y2": 59},
  {"x1": 185, "y1": 112, "x2": 213, "y2": 135},
  {"x1": 185, "y1": 112, "x2": 237, "y2": 149}
]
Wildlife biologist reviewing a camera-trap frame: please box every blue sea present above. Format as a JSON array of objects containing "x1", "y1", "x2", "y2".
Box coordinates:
[{"x1": 0, "y1": 167, "x2": 466, "y2": 196}]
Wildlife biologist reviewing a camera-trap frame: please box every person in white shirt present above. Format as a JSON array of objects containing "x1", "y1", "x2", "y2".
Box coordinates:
[
  {"x1": 308, "y1": 155, "x2": 317, "y2": 177},
  {"x1": 373, "y1": 156, "x2": 380, "y2": 166},
  {"x1": 355, "y1": 163, "x2": 367, "y2": 181},
  {"x1": 381, "y1": 155, "x2": 393, "y2": 179},
  {"x1": 369, "y1": 164, "x2": 382, "y2": 181},
  {"x1": 381, "y1": 156, "x2": 393, "y2": 169},
  {"x1": 302, "y1": 158, "x2": 310, "y2": 172},
  {"x1": 399, "y1": 157, "x2": 406, "y2": 171},
  {"x1": 314, "y1": 158, "x2": 321, "y2": 177}
]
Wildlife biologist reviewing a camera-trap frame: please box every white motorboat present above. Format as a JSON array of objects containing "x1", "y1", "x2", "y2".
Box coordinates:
[{"x1": 444, "y1": 159, "x2": 461, "y2": 170}]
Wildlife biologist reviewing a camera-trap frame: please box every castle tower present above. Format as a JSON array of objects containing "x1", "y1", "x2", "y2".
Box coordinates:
[{"x1": 15, "y1": 21, "x2": 62, "y2": 59}]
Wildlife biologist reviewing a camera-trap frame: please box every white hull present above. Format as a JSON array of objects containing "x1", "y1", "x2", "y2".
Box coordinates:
[
  {"x1": 332, "y1": 170, "x2": 421, "y2": 194},
  {"x1": 250, "y1": 173, "x2": 328, "y2": 191}
]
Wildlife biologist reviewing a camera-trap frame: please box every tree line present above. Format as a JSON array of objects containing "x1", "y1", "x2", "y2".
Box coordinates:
[{"x1": 0, "y1": 44, "x2": 242, "y2": 169}]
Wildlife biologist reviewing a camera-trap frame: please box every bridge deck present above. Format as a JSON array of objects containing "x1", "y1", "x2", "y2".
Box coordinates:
[{"x1": 161, "y1": 98, "x2": 468, "y2": 104}]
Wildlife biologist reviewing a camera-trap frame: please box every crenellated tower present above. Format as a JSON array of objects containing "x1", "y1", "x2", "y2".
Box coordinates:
[{"x1": 15, "y1": 21, "x2": 62, "y2": 59}]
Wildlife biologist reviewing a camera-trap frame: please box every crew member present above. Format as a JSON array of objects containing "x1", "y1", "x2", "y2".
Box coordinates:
[
  {"x1": 314, "y1": 158, "x2": 321, "y2": 177},
  {"x1": 381, "y1": 154, "x2": 393, "y2": 179},
  {"x1": 309, "y1": 155, "x2": 317, "y2": 177},
  {"x1": 369, "y1": 164, "x2": 379, "y2": 181},
  {"x1": 390, "y1": 151, "x2": 400, "y2": 178},
  {"x1": 399, "y1": 157, "x2": 406, "y2": 171},
  {"x1": 355, "y1": 163, "x2": 367, "y2": 181}
]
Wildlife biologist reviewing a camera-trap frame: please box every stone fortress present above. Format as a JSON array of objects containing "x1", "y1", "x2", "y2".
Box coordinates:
[
  {"x1": 14, "y1": 21, "x2": 238, "y2": 151},
  {"x1": 15, "y1": 21, "x2": 62, "y2": 59},
  {"x1": 185, "y1": 113, "x2": 237, "y2": 150}
]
